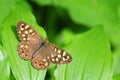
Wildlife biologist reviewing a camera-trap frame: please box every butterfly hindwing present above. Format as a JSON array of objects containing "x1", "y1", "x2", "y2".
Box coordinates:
[{"x1": 31, "y1": 45, "x2": 51, "y2": 70}]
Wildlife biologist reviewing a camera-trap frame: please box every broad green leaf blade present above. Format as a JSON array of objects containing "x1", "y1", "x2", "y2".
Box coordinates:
[
  {"x1": 34, "y1": 0, "x2": 120, "y2": 46},
  {"x1": 1, "y1": 3, "x2": 46, "y2": 80},
  {"x1": 55, "y1": 29, "x2": 74, "y2": 46},
  {"x1": 0, "y1": 0, "x2": 31, "y2": 25},
  {"x1": 113, "y1": 74, "x2": 120, "y2": 80},
  {"x1": 0, "y1": 0, "x2": 18, "y2": 25},
  {"x1": 0, "y1": 0, "x2": 31, "y2": 45},
  {"x1": 55, "y1": 26, "x2": 113, "y2": 80},
  {"x1": 0, "y1": 45, "x2": 10, "y2": 80},
  {"x1": 0, "y1": 26, "x2": 2, "y2": 45},
  {"x1": 113, "y1": 46, "x2": 120, "y2": 80}
]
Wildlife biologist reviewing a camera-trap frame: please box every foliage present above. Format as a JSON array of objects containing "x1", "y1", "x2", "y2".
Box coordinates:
[{"x1": 0, "y1": 0, "x2": 119, "y2": 80}]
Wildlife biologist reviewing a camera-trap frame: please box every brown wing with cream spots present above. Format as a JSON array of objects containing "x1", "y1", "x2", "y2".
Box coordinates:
[
  {"x1": 17, "y1": 21, "x2": 72, "y2": 70},
  {"x1": 17, "y1": 21, "x2": 42, "y2": 41},
  {"x1": 31, "y1": 45, "x2": 51, "y2": 70},
  {"x1": 17, "y1": 21, "x2": 43, "y2": 60},
  {"x1": 47, "y1": 43, "x2": 72, "y2": 64}
]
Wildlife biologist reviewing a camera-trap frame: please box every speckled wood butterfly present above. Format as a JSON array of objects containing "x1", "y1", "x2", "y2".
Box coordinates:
[{"x1": 17, "y1": 21, "x2": 72, "y2": 70}]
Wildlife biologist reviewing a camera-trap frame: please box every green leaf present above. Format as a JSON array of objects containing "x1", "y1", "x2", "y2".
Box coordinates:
[
  {"x1": 55, "y1": 25, "x2": 113, "y2": 80},
  {"x1": 0, "y1": 0, "x2": 17, "y2": 25},
  {"x1": 0, "y1": 26, "x2": 2, "y2": 45},
  {"x1": 1, "y1": 3, "x2": 46, "y2": 80},
  {"x1": 0, "y1": 45, "x2": 10, "y2": 80},
  {"x1": 0, "y1": 0, "x2": 31, "y2": 25},
  {"x1": 0, "y1": 0, "x2": 31, "y2": 45},
  {"x1": 34, "y1": 0, "x2": 120, "y2": 46},
  {"x1": 55, "y1": 28, "x2": 74, "y2": 46},
  {"x1": 113, "y1": 74, "x2": 120, "y2": 80},
  {"x1": 113, "y1": 46, "x2": 120, "y2": 80}
]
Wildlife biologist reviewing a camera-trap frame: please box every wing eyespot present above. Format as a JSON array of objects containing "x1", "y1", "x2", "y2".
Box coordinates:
[
  {"x1": 21, "y1": 25, "x2": 24, "y2": 28},
  {"x1": 20, "y1": 24, "x2": 25, "y2": 30}
]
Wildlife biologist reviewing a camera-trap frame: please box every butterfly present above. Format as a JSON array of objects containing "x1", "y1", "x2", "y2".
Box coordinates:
[{"x1": 17, "y1": 21, "x2": 72, "y2": 70}]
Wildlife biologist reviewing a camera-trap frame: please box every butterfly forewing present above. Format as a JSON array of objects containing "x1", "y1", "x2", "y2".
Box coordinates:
[
  {"x1": 17, "y1": 21, "x2": 43, "y2": 41},
  {"x1": 47, "y1": 43, "x2": 72, "y2": 64},
  {"x1": 17, "y1": 21, "x2": 72, "y2": 70}
]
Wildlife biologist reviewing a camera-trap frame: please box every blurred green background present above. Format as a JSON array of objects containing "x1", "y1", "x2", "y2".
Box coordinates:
[{"x1": 0, "y1": 0, "x2": 120, "y2": 80}]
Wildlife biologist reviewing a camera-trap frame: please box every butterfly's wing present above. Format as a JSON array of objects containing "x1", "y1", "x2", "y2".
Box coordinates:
[
  {"x1": 31, "y1": 46, "x2": 51, "y2": 70},
  {"x1": 17, "y1": 21, "x2": 43, "y2": 60},
  {"x1": 47, "y1": 42, "x2": 72, "y2": 64}
]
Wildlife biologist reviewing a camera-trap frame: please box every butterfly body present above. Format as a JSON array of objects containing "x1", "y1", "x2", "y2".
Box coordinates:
[{"x1": 17, "y1": 21, "x2": 72, "y2": 70}]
